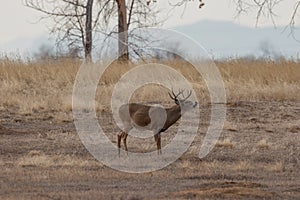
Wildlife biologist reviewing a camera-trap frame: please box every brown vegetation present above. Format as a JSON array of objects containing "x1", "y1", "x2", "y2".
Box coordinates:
[
  {"x1": 0, "y1": 57, "x2": 300, "y2": 199},
  {"x1": 0, "y1": 57, "x2": 299, "y2": 115}
]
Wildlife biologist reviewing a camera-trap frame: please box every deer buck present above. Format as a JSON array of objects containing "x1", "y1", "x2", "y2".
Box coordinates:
[{"x1": 117, "y1": 89, "x2": 198, "y2": 155}]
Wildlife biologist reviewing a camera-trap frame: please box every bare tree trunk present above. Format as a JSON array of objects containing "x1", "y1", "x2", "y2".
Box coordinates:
[
  {"x1": 85, "y1": 0, "x2": 93, "y2": 62},
  {"x1": 25, "y1": 0, "x2": 160, "y2": 61},
  {"x1": 116, "y1": 0, "x2": 129, "y2": 61}
]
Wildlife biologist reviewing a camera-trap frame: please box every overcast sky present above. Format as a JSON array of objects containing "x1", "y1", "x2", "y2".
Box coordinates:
[{"x1": 0, "y1": 0, "x2": 299, "y2": 55}]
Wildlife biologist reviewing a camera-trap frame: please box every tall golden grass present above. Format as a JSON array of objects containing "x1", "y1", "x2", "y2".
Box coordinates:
[{"x1": 0, "y1": 57, "x2": 299, "y2": 114}]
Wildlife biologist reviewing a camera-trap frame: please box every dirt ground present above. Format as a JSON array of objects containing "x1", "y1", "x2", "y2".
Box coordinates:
[{"x1": 0, "y1": 101, "x2": 299, "y2": 199}]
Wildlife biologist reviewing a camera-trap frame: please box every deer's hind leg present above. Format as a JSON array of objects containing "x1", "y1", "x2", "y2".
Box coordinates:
[{"x1": 117, "y1": 129, "x2": 129, "y2": 156}]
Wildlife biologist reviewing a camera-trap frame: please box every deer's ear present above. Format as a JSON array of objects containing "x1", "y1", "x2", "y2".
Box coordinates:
[{"x1": 175, "y1": 99, "x2": 180, "y2": 105}]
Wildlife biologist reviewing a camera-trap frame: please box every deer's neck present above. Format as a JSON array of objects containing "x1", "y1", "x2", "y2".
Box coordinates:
[{"x1": 162, "y1": 105, "x2": 181, "y2": 130}]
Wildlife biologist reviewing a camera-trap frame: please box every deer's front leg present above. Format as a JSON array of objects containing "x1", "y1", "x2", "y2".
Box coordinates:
[
  {"x1": 117, "y1": 131, "x2": 122, "y2": 156},
  {"x1": 154, "y1": 133, "x2": 161, "y2": 155},
  {"x1": 158, "y1": 135, "x2": 162, "y2": 155},
  {"x1": 123, "y1": 132, "x2": 128, "y2": 154}
]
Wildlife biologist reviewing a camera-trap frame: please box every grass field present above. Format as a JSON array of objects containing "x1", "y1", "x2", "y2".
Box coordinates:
[
  {"x1": 0, "y1": 57, "x2": 299, "y2": 113},
  {"x1": 0, "y1": 57, "x2": 300, "y2": 199}
]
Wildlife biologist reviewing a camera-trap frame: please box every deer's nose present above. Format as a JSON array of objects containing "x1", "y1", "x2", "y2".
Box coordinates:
[{"x1": 193, "y1": 102, "x2": 198, "y2": 108}]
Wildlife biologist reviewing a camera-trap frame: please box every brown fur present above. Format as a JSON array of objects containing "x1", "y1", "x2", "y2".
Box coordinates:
[{"x1": 117, "y1": 91, "x2": 197, "y2": 155}]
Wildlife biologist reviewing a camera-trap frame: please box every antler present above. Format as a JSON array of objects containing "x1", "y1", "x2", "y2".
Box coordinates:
[
  {"x1": 168, "y1": 88, "x2": 192, "y2": 103},
  {"x1": 168, "y1": 88, "x2": 183, "y2": 101},
  {"x1": 181, "y1": 90, "x2": 192, "y2": 101}
]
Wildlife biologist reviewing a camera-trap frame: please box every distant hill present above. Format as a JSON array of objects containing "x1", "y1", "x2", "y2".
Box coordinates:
[
  {"x1": 1, "y1": 20, "x2": 299, "y2": 59},
  {"x1": 171, "y1": 20, "x2": 300, "y2": 58},
  {"x1": 0, "y1": 35, "x2": 53, "y2": 58}
]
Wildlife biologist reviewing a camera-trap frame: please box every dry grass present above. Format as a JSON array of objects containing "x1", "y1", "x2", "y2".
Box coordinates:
[
  {"x1": 256, "y1": 139, "x2": 270, "y2": 149},
  {"x1": 216, "y1": 138, "x2": 235, "y2": 148},
  {"x1": 217, "y1": 58, "x2": 300, "y2": 101},
  {"x1": 268, "y1": 162, "x2": 285, "y2": 172},
  {"x1": 1, "y1": 57, "x2": 299, "y2": 114},
  {"x1": 0, "y1": 58, "x2": 77, "y2": 114},
  {"x1": 223, "y1": 121, "x2": 238, "y2": 132},
  {"x1": 177, "y1": 159, "x2": 193, "y2": 169},
  {"x1": 17, "y1": 150, "x2": 101, "y2": 168},
  {"x1": 234, "y1": 161, "x2": 252, "y2": 171}
]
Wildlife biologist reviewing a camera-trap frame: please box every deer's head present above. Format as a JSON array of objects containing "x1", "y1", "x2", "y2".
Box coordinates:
[{"x1": 169, "y1": 89, "x2": 198, "y2": 113}]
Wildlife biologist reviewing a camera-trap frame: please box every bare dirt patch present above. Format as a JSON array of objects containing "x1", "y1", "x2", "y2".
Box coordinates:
[{"x1": 0, "y1": 101, "x2": 299, "y2": 199}]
